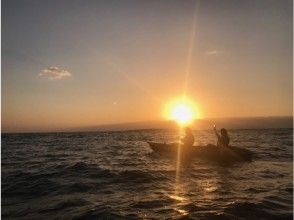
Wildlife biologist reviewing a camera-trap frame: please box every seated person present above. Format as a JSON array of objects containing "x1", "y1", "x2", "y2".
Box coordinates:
[
  {"x1": 213, "y1": 125, "x2": 230, "y2": 147},
  {"x1": 181, "y1": 127, "x2": 195, "y2": 147}
]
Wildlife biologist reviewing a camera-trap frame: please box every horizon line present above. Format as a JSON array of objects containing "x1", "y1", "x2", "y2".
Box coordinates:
[{"x1": 2, "y1": 115, "x2": 293, "y2": 134}]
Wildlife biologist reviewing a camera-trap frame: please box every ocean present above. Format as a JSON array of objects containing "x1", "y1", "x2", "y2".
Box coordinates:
[{"x1": 2, "y1": 128, "x2": 293, "y2": 219}]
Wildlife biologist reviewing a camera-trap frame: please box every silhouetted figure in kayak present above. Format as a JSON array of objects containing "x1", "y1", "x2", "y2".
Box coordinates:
[
  {"x1": 181, "y1": 127, "x2": 195, "y2": 147},
  {"x1": 213, "y1": 125, "x2": 230, "y2": 147}
]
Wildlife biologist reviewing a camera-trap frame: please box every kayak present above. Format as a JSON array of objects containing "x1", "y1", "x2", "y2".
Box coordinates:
[{"x1": 147, "y1": 142, "x2": 254, "y2": 163}]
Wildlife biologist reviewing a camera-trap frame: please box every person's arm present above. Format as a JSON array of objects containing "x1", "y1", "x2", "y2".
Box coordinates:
[
  {"x1": 213, "y1": 125, "x2": 221, "y2": 140},
  {"x1": 226, "y1": 136, "x2": 230, "y2": 147}
]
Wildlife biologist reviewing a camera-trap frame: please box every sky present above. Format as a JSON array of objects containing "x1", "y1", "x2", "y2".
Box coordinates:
[{"x1": 2, "y1": 0, "x2": 293, "y2": 132}]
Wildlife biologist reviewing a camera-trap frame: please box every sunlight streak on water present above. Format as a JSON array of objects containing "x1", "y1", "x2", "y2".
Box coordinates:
[
  {"x1": 175, "y1": 126, "x2": 184, "y2": 193},
  {"x1": 173, "y1": 126, "x2": 193, "y2": 217}
]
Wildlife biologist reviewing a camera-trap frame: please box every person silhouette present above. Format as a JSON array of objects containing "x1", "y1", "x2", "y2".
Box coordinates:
[
  {"x1": 181, "y1": 127, "x2": 195, "y2": 147},
  {"x1": 213, "y1": 125, "x2": 230, "y2": 147}
]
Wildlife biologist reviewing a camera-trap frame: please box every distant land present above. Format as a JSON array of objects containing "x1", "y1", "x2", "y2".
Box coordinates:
[
  {"x1": 2, "y1": 116, "x2": 293, "y2": 133},
  {"x1": 69, "y1": 116, "x2": 293, "y2": 132}
]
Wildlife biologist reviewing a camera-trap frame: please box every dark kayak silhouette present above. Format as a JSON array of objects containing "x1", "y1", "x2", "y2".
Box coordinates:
[{"x1": 147, "y1": 142, "x2": 253, "y2": 163}]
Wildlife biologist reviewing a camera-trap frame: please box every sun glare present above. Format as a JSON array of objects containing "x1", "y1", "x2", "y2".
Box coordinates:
[
  {"x1": 171, "y1": 104, "x2": 193, "y2": 124},
  {"x1": 165, "y1": 97, "x2": 199, "y2": 125}
]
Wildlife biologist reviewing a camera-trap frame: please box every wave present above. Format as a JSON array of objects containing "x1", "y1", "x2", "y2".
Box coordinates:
[
  {"x1": 222, "y1": 201, "x2": 293, "y2": 220},
  {"x1": 2, "y1": 129, "x2": 292, "y2": 219},
  {"x1": 72, "y1": 205, "x2": 127, "y2": 220},
  {"x1": 39, "y1": 198, "x2": 90, "y2": 213}
]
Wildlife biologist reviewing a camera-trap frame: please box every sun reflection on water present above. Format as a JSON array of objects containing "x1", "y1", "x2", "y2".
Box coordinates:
[
  {"x1": 168, "y1": 193, "x2": 190, "y2": 217},
  {"x1": 168, "y1": 194, "x2": 187, "y2": 202},
  {"x1": 174, "y1": 207, "x2": 189, "y2": 216},
  {"x1": 202, "y1": 181, "x2": 218, "y2": 193}
]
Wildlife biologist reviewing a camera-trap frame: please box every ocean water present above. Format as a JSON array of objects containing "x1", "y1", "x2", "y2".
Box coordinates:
[{"x1": 2, "y1": 128, "x2": 293, "y2": 219}]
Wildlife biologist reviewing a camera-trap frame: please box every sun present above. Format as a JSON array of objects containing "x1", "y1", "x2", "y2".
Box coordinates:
[
  {"x1": 164, "y1": 97, "x2": 199, "y2": 125},
  {"x1": 171, "y1": 104, "x2": 193, "y2": 125}
]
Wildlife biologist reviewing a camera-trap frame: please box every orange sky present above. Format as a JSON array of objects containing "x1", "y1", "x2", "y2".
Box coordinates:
[{"x1": 2, "y1": 0, "x2": 293, "y2": 132}]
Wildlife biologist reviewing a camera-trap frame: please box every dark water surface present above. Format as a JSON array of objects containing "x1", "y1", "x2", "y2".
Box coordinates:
[{"x1": 2, "y1": 129, "x2": 293, "y2": 219}]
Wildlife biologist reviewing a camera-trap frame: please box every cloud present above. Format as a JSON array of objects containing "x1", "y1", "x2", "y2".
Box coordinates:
[
  {"x1": 39, "y1": 66, "x2": 72, "y2": 80},
  {"x1": 205, "y1": 50, "x2": 222, "y2": 55}
]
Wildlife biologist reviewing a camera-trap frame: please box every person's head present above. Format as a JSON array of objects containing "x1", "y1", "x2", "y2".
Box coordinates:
[
  {"x1": 185, "y1": 127, "x2": 191, "y2": 134},
  {"x1": 220, "y1": 128, "x2": 228, "y2": 137}
]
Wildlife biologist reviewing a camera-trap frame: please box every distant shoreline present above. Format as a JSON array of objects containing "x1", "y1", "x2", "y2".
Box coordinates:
[
  {"x1": 2, "y1": 116, "x2": 293, "y2": 134},
  {"x1": 2, "y1": 127, "x2": 294, "y2": 135}
]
